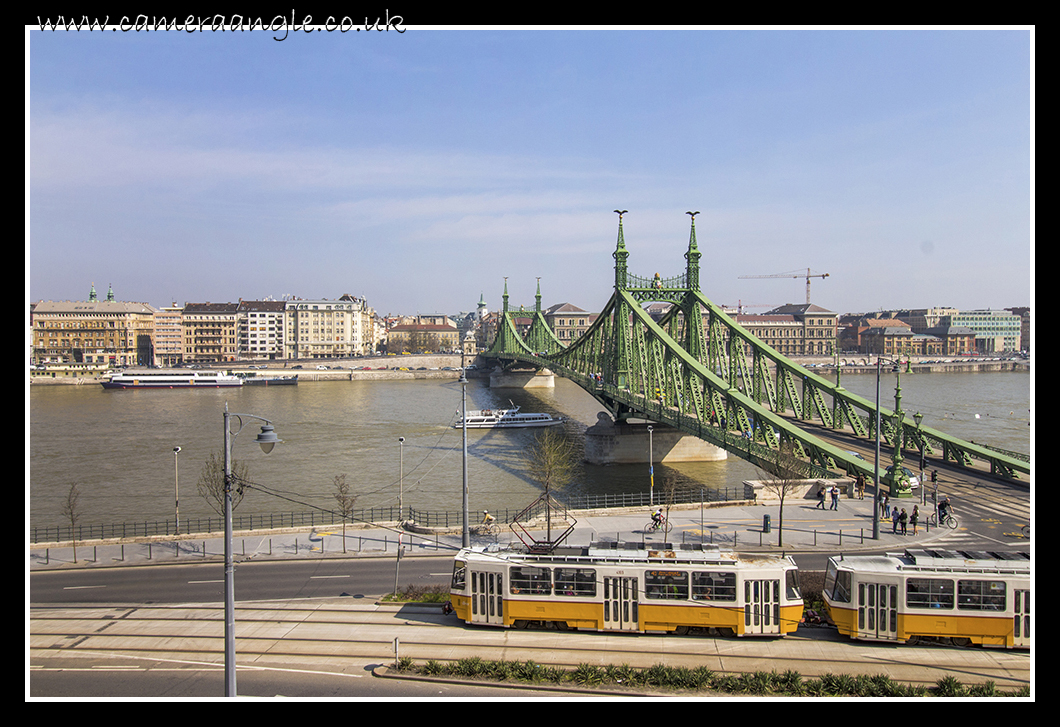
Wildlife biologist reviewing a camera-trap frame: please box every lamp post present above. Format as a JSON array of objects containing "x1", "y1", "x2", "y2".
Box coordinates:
[
  {"x1": 172, "y1": 446, "x2": 181, "y2": 536},
  {"x1": 398, "y1": 437, "x2": 405, "y2": 519},
  {"x1": 873, "y1": 356, "x2": 909, "y2": 539},
  {"x1": 914, "y1": 412, "x2": 925, "y2": 505},
  {"x1": 222, "y1": 402, "x2": 281, "y2": 698},
  {"x1": 460, "y1": 367, "x2": 469, "y2": 548},
  {"x1": 647, "y1": 425, "x2": 654, "y2": 506}
]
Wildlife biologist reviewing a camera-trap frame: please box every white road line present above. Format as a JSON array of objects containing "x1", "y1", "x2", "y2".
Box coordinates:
[{"x1": 62, "y1": 585, "x2": 106, "y2": 590}]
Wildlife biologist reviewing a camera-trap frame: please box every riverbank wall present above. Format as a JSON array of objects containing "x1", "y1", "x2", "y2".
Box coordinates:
[{"x1": 28, "y1": 355, "x2": 1029, "y2": 385}]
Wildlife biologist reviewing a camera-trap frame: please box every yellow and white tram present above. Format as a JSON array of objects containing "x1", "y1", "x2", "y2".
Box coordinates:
[
  {"x1": 822, "y1": 548, "x2": 1030, "y2": 649},
  {"x1": 449, "y1": 543, "x2": 803, "y2": 636}
]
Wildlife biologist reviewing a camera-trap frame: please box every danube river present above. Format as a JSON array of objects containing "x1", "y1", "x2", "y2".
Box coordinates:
[{"x1": 28, "y1": 370, "x2": 1031, "y2": 531}]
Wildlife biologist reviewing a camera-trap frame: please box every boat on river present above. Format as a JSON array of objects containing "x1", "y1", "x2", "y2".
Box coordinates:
[
  {"x1": 454, "y1": 404, "x2": 564, "y2": 429},
  {"x1": 241, "y1": 374, "x2": 299, "y2": 386},
  {"x1": 101, "y1": 371, "x2": 243, "y2": 389}
]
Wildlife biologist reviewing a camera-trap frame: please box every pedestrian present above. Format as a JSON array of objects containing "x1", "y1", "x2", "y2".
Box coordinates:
[
  {"x1": 892, "y1": 506, "x2": 900, "y2": 534},
  {"x1": 911, "y1": 505, "x2": 919, "y2": 535},
  {"x1": 816, "y1": 486, "x2": 826, "y2": 510},
  {"x1": 856, "y1": 473, "x2": 866, "y2": 500},
  {"x1": 830, "y1": 484, "x2": 839, "y2": 510},
  {"x1": 899, "y1": 508, "x2": 908, "y2": 535},
  {"x1": 882, "y1": 495, "x2": 891, "y2": 519}
]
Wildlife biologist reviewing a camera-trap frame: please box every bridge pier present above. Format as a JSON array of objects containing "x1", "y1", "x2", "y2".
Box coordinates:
[
  {"x1": 489, "y1": 367, "x2": 555, "y2": 389},
  {"x1": 583, "y1": 415, "x2": 728, "y2": 465}
]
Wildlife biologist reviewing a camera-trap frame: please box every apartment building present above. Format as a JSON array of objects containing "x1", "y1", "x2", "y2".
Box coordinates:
[
  {"x1": 544, "y1": 302, "x2": 598, "y2": 344},
  {"x1": 237, "y1": 300, "x2": 285, "y2": 360},
  {"x1": 182, "y1": 302, "x2": 239, "y2": 363},
  {"x1": 32, "y1": 296, "x2": 158, "y2": 366},
  {"x1": 284, "y1": 294, "x2": 373, "y2": 359},
  {"x1": 153, "y1": 304, "x2": 184, "y2": 367}
]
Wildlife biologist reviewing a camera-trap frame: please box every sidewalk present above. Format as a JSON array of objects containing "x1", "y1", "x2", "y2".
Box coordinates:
[{"x1": 29, "y1": 489, "x2": 949, "y2": 571}]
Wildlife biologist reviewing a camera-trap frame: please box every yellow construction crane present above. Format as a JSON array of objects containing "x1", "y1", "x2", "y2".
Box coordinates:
[{"x1": 738, "y1": 268, "x2": 829, "y2": 305}]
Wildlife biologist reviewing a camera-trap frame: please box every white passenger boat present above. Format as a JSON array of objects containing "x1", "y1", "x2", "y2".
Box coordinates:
[
  {"x1": 454, "y1": 404, "x2": 564, "y2": 429},
  {"x1": 101, "y1": 371, "x2": 244, "y2": 389}
]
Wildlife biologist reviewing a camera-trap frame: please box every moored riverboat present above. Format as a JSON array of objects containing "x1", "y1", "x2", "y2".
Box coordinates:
[{"x1": 101, "y1": 371, "x2": 244, "y2": 389}]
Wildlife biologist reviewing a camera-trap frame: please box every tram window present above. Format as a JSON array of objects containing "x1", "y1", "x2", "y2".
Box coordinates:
[
  {"x1": 646, "y1": 570, "x2": 688, "y2": 600},
  {"x1": 510, "y1": 566, "x2": 551, "y2": 595},
  {"x1": 907, "y1": 578, "x2": 954, "y2": 609},
  {"x1": 554, "y1": 568, "x2": 596, "y2": 597},
  {"x1": 786, "y1": 570, "x2": 801, "y2": 600},
  {"x1": 957, "y1": 580, "x2": 1007, "y2": 611},
  {"x1": 825, "y1": 567, "x2": 852, "y2": 604},
  {"x1": 691, "y1": 571, "x2": 736, "y2": 601},
  {"x1": 451, "y1": 561, "x2": 466, "y2": 590}
]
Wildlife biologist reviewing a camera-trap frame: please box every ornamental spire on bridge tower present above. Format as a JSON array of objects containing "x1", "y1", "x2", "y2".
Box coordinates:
[
  {"x1": 685, "y1": 211, "x2": 701, "y2": 293},
  {"x1": 683, "y1": 211, "x2": 705, "y2": 362},
  {"x1": 613, "y1": 210, "x2": 629, "y2": 291}
]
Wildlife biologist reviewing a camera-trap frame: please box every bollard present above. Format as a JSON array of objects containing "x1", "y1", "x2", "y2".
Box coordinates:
[{"x1": 763, "y1": 514, "x2": 771, "y2": 534}]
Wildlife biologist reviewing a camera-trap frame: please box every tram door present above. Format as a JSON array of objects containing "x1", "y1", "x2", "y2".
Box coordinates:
[
  {"x1": 744, "y1": 579, "x2": 781, "y2": 634},
  {"x1": 469, "y1": 568, "x2": 505, "y2": 626},
  {"x1": 1013, "y1": 588, "x2": 1031, "y2": 648},
  {"x1": 603, "y1": 576, "x2": 639, "y2": 631},
  {"x1": 856, "y1": 580, "x2": 899, "y2": 642}
]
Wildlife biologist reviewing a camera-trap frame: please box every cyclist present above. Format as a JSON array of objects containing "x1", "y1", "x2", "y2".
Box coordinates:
[
  {"x1": 650, "y1": 507, "x2": 665, "y2": 529},
  {"x1": 937, "y1": 497, "x2": 952, "y2": 523},
  {"x1": 482, "y1": 510, "x2": 496, "y2": 525}
]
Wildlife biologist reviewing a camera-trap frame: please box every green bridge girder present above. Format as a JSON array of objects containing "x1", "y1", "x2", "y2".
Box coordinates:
[{"x1": 484, "y1": 214, "x2": 1030, "y2": 484}]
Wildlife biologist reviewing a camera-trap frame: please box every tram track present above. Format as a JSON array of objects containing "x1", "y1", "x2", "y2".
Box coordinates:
[{"x1": 30, "y1": 601, "x2": 1030, "y2": 690}]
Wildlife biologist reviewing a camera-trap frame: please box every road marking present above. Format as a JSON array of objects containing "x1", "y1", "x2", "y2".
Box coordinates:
[
  {"x1": 188, "y1": 579, "x2": 223, "y2": 584},
  {"x1": 310, "y1": 575, "x2": 350, "y2": 579},
  {"x1": 63, "y1": 585, "x2": 106, "y2": 590}
]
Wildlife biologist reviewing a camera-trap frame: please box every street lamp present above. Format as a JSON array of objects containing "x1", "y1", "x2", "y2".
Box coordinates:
[
  {"x1": 872, "y1": 356, "x2": 909, "y2": 539},
  {"x1": 647, "y1": 425, "x2": 654, "y2": 506},
  {"x1": 222, "y1": 402, "x2": 282, "y2": 697},
  {"x1": 172, "y1": 446, "x2": 181, "y2": 536},
  {"x1": 460, "y1": 367, "x2": 469, "y2": 548},
  {"x1": 398, "y1": 437, "x2": 405, "y2": 518}
]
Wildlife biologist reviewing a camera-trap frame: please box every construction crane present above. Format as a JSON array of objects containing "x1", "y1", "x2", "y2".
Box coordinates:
[{"x1": 738, "y1": 268, "x2": 829, "y2": 305}]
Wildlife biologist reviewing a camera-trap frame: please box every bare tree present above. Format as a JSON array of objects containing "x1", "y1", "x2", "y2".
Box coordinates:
[
  {"x1": 60, "y1": 483, "x2": 83, "y2": 563},
  {"x1": 521, "y1": 427, "x2": 582, "y2": 544},
  {"x1": 332, "y1": 473, "x2": 357, "y2": 554},
  {"x1": 197, "y1": 451, "x2": 249, "y2": 518},
  {"x1": 756, "y1": 440, "x2": 814, "y2": 548}
]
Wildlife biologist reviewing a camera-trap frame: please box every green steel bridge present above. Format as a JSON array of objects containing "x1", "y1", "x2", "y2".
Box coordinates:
[{"x1": 483, "y1": 212, "x2": 1030, "y2": 488}]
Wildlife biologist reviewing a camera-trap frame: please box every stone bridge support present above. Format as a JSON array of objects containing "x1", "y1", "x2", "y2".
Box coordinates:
[{"x1": 583, "y1": 415, "x2": 727, "y2": 465}]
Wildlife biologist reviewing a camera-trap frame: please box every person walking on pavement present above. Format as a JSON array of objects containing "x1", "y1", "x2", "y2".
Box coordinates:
[
  {"x1": 892, "y1": 506, "x2": 900, "y2": 534},
  {"x1": 911, "y1": 505, "x2": 920, "y2": 535},
  {"x1": 899, "y1": 508, "x2": 908, "y2": 535},
  {"x1": 856, "y1": 473, "x2": 866, "y2": 499},
  {"x1": 830, "y1": 484, "x2": 839, "y2": 510},
  {"x1": 882, "y1": 495, "x2": 891, "y2": 519},
  {"x1": 816, "y1": 486, "x2": 827, "y2": 510}
]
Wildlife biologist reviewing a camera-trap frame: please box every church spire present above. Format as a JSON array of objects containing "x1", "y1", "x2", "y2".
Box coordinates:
[{"x1": 89, "y1": 283, "x2": 97, "y2": 302}]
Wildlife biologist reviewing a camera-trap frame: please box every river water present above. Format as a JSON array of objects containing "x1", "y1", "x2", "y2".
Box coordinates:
[{"x1": 28, "y1": 370, "x2": 1031, "y2": 530}]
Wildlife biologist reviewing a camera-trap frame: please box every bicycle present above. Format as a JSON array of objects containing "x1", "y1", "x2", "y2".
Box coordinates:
[
  {"x1": 643, "y1": 517, "x2": 672, "y2": 535},
  {"x1": 930, "y1": 512, "x2": 959, "y2": 530},
  {"x1": 473, "y1": 522, "x2": 500, "y2": 536}
]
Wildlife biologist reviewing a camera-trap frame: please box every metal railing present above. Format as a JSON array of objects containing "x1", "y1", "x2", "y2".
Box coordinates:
[{"x1": 30, "y1": 487, "x2": 749, "y2": 544}]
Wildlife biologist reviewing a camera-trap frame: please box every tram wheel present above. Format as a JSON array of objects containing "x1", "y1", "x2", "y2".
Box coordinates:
[
  {"x1": 512, "y1": 620, "x2": 529, "y2": 629},
  {"x1": 673, "y1": 625, "x2": 690, "y2": 635},
  {"x1": 950, "y1": 637, "x2": 972, "y2": 647}
]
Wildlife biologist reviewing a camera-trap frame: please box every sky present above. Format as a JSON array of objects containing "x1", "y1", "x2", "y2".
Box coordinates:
[{"x1": 28, "y1": 24, "x2": 1033, "y2": 318}]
